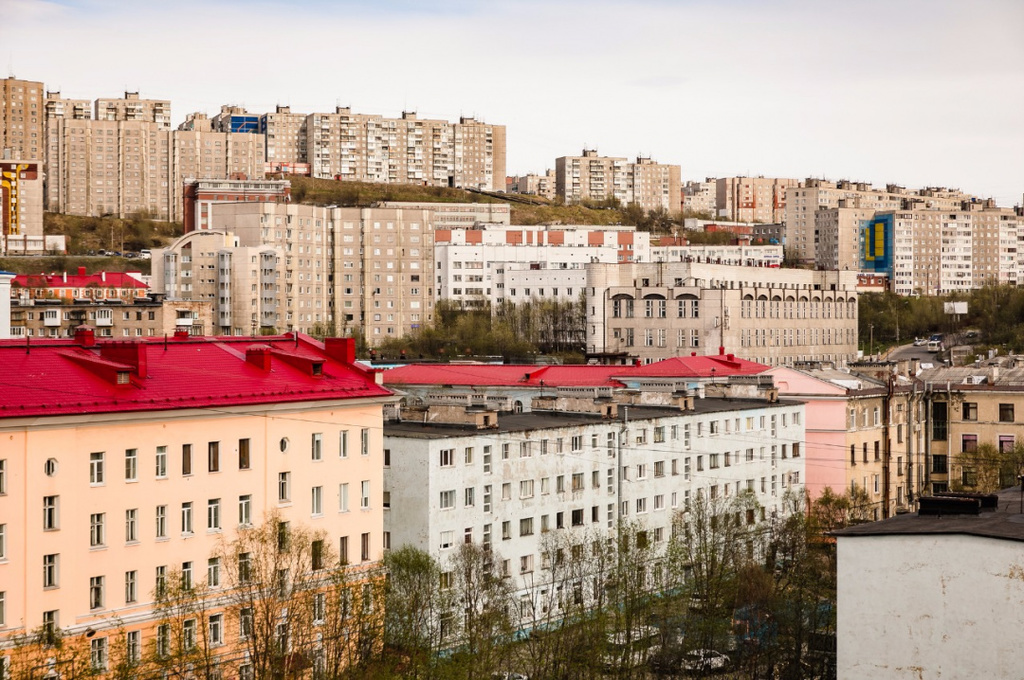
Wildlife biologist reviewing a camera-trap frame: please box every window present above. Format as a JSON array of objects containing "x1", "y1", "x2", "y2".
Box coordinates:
[
  {"x1": 239, "y1": 607, "x2": 254, "y2": 639},
  {"x1": 520, "y1": 479, "x2": 535, "y2": 499},
  {"x1": 440, "y1": 449, "x2": 454, "y2": 467},
  {"x1": 361, "y1": 480, "x2": 370, "y2": 509},
  {"x1": 90, "y1": 575, "x2": 105, "y2": 609},
  {"x1": 125, "y1": 509, "x2": 138, "y2": 543},
  {"x1": 483, "y1": 446, "x2": 492, "y2": 473},
  {"x1": 1000, "y1": 403, "x2": 1015, "y2": 423},
  {"x1": 208, "y1": 499, "x2": 221, "y2": 530},
  {"x1": 636, "y1": 497, "x2": 647, "y2": 514},
  {"x1": 932, "y1": 454, "x2": 948, "y2": 474},
  {"x1": 502, "y1": 482, "x2": 512, "y2": 500},
  {"x1": 238, "y1": 553, "x2": 252, "y2": 583},
  {"x1": 962, "y1": 402, "x2": 978, "y2": 421},
  {"x1": 209, "y1": 613, "x2": 224, "y2": 645},
  {"x1": 520, "y1": 517, "x2": 534, "y2": 536},
  {"x1": 43, "y1": 553, "x2": 59, "y2": 588},
  {"x1": 340, "y1": 431, "x2": 349, "y2": 458},
  {"x1": 183, "y1": 619, "x2": 196, "y2": 650},
  {"x1": 464, "y1": 447, "x2": 474, "y2": 464},
  {"x1": 238, "y1": 495, "x2": 252, "y2": 526},
  {"x1": 239, "y1": 438, "x2": 251, "y2": 469},
  {"x1": 181, "y1": 502, "x2": 193, "y2": 535},
  {"x1": 571, "y1": 509, "x2": 584, "y2": 526},
  {"x1": 156, "y1": 565, "x2": 167, "y2": 597},
  {"x1": 90, "y1": 513, "x2": 105, "y2": 547},
  {"x1": 312, "y1": 486, "x2": 323, "y2": 515},
  {"x1": 339, "y1": 537, "x2": 349, "y2": 565},
  {"x1": 339, "y1": 483, "x2": 350, "y2": 512},
  {"x1": 182, "y1": 561, "x2": 193, "y2": 589},
  {"x1": 208, "y1": 441, "x2": 220, "y2": 472},
  {"x1": 440, "y1": 489, "x2": 456, "y2": 509},
  {"x1": 571, "y1": 472, "x2": 584, "y2": 492},
  {"x1": 125, "y1": 449, "x2": 137, "y2": 481},
  {"x1": 90, "y1": 637, "x2": 108, "y2": 672},
  {"x1": 361, "y1": 428, "x2": 370, "y2": 456},
  {"x1": 90, "y1": 452, "x2": 105, "y2": 484},
  {"x1": 312, "y1": 539, "x2": 325, "y2": 570},
  {"x1": 279, "y1": 472, "x2": 291, "y2": 502},
  {"x1": 156, "y1": 505, "x2": 167, "y2": 538},
  {"x1": 464, "y1": 487, "x2": 475, "y2": 507},
  {"x1": 208, "y1": 557, "x2": 221, "y2": 587},
  {"x1": 126, "y1": 630, "x2": 141, "y2": 663},
  {"x1": 155, "y1": 446, "x2": 167, "y2": 478},
  {"x1": 962, "y1": 434, "x2": 978, "y2": 454},
  {"x1": 312, "y1": 433, "x2": 323, "y2": 460},
  {"x1": 182, "y1": 443, "x2": 192, "y2": 476},
  {"x1": 43, "y1": 495, "x2": 58, "y2": 531},
  {"x1": 361, "y1": 532, "x2": 370, "y2": 561}
]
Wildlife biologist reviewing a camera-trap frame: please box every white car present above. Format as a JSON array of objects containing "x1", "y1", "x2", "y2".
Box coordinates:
[{"x1": 682, "y1": 649, "x2": 729, "y2": 672}]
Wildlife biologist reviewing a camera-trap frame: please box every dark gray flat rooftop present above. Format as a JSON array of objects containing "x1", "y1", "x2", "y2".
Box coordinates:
[
  {"x1": 836, "y1": 488, "x2": 1024, "y2": 543},
  {"x1": 385, "y1": 397, "x2": 802, "y2": 439}
]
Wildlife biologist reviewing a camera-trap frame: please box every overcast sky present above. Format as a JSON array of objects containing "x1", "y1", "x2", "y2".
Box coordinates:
[{"x1": 5, "y1": 0, "x2": 1023, "y2": 205}]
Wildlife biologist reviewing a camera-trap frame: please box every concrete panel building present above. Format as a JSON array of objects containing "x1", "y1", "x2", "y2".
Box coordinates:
[
  {"x1": 94, "y1": 91, "x2": 171, "y2": 129},
  {"x1": 681, "y1": 179, "x2": 717, "y2": 216},
  {"x1": 585, "y1": 262, "x2": 859, "y2": 367},
  {"x1": 0, "y1": 77, "x2": 44, "y2": 161},
  {"x1": 715, "y1": 176, "x2": 797, "y2": 224},
  {"x1": 555, "y1": 149, "x2": 681, "y2": 213},
  {"x1": 1, "y1": 159, "x2": 46, "y2": 255}
]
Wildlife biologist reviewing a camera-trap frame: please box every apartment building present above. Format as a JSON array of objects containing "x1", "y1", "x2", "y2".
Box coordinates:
[
  {"x1": 261, "y1": 105, "x2": 308, "y2": 167},
  {"x1": 182, "y1": 177, "x2": 291, "y2": 233},
  {"x1": 9, "y1": 297, "x2": 212, "y2": 339},
  {"x1": 921, "y1": 361, "x2": 1024, "y2": 495},
  {"x1": 681, "y1": 179, "x2": 716, "y2": 216},
  {"x1": 650, "y1": 241, "x2": 783, "y2": 267},
  {"x1": 785, "y1": 178, "x2": 973, "y2": 266},
  {"x1": 0, "y1": 332, "x2": 392, "y2": 671},
  {"x1": 716, "y1": 176, "x2": 798, "y2": 224},
  {"x1": 1, "y1": 159, "x2": 47, "y2": 255},
  {"x1": 585, "y1": 261, "x2": 859, "y2": 366},
  {"x1": 508, "y1": 170, "x2": 557, "y2": 200},
  {"x1": 154, "y1": 203, "x2": 435, "y2": 340},
  {"x1": 0, "y1": 77, "x2": 44, "y2": 161},
  {"x1": 94, "y1": 91, "x2": 171, "y2": 129},
  {"x1": 880, "y1": 202, "x2": 1020, "y2": 295},
  {"x1": 381, "y1": 201, "x2": 511, "y2": 228},
  {"x1": 13, "y1": 268, "x2": 147, "y2": 302},
  {"x1": 555, "y1": 149, "x2": 681, "y2": 212},
  {"x1": 44, "y1": 118, "x2": 266, "y2": 221},
  {"x1": 435, "y1": 224, "x2": 650, "y2": 307},
  {"x1": 768, "y1": 365, "x2": 918, "y2": 520},
  {"x1": 384, "y1": 388, "x2": 805, "y2": 615}
]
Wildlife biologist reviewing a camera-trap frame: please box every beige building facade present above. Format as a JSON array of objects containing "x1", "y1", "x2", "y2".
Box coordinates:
[
  {"x1": 586, "y1": 261, "x2": 859, "y2": 366},
  {"x1": 555, "y1": 149, "x2": 681, "y2": 212},
  {"x1": 94, "y1": 91, "x2": 171, "y2": 129},
  {"x1": 9, "y1": 297, "x2": 213, "y2": 339},
  {"x1": 154, "y1": 203, "x2": 436, "y2": 342},
  {"x1": 0, "y1": 77, "x2": 44, "y2": 161},
  {"x1": 716, "y1": 176, "x2": 797, "y2": 224},
  {"x1": 681, "y1": 179, "x2": 716, "y2": 216},
  {"x1": 785, "y1": 178, "x2": 974, "y2": 265}
]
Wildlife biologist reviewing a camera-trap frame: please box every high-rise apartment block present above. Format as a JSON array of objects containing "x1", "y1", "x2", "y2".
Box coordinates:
[
  {"x1": 508, "y1": 170, "x2": 557, "y2": 200},
  {"x1": 785, "y1": 179, "x2": 974, "y2": 266},
  {"x1": 153, "y1": 203, "x2": 436, "y2": 340},
  {"x1": 94, "y1": 91, "x2": 171, "y2": 129},
  {"x1": 0, "y1": 77, "x2": 44, "y2": 160},
  {"x1": 681, "y1": 179, "x2": 716, "y2": 216},
  {"x1": 716, "y1": 176, "x2": 798, "y2": 224},
  {"x1": 555, "y1": 149, "x2": 681, "y2": 212}
]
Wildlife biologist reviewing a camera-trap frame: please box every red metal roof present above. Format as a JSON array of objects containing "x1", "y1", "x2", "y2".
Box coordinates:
[
  {"x1": 616, "y1": 353, "x2": 768, "y2": 378},
  {"x1": 15, "y1": 271, "x2": 147, "y2": 290},
  {"x1": 382, "y1": 364, "x2": 630, "y2": 388},
  {"x1": 0, "y1": 334, "x2": 391, "y2": 419}
]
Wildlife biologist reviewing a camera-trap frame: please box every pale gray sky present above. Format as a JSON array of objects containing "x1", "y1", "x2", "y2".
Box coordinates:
[{"x1": 5, "y1": 0, "x2": 1023, "y2": 205}]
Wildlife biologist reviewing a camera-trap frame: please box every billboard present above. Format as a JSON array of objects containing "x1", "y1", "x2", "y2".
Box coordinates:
[{"x1": 860, "y1": 213, "x2": 893, "y2": 275}]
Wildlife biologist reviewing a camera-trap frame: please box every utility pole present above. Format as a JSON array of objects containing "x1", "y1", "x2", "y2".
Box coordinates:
[
  {"x1": 869, "y1": 323, "x2": 874, "y2": 358},
  {"x1": 882, "y1": 372, "x2": 894, "y2": 518}
]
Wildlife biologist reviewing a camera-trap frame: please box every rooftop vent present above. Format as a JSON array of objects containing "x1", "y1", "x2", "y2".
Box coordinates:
[{"x1": 918, "y1": 495, "x2": 983, "y2": 516}]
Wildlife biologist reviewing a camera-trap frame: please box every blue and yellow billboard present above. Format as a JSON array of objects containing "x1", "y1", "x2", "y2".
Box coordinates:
[{"x1": 860, "y1": 213, "x2": 893, "y2": 275}]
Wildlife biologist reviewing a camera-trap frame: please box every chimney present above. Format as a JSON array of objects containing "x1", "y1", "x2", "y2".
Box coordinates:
[
  {"x1": 78, "y1": 266, "x2": 86, "y2": 276},
  {"x1": 0, "y1": 271, "x2": 14, "y2": 339},
  {"x1": 246, "y1": 345, "x2": 272, "y2": 371},
  {"x1": 74, "y1": 325, "x2": 97, "y2": 347},
  {"x1": 100, "y1": 341, "x2": 148, "y2": 378},
  {"x1": 173, "y1": 328, "x2": 190, "y2": 340},
  {"x1": 324, "y1": 337, "x2": 356, "y2": 365},
  {"x1": 101, "y1": 271, "x2": 106, "y2": 283}
]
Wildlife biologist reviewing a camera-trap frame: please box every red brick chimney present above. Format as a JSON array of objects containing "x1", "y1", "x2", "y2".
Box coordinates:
[
  {"x1": 100, "y1": 341, "x2": 148, "y2": 378},
  {"x1": 246, "y1": 345, "x2": 272, "y2": 370},
  {"x1": 74, "y1": 325, "x2": 96, "y2": 347},
  {"x1": 324, "y1": 337, "x2": 356, "y2": 365}
]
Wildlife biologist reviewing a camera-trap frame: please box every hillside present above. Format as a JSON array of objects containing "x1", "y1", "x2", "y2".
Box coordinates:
[
  {"x1": 286, "y1": 176, "x2": 635, "y2": 226},
  {"x1": 44, "y1": 212, "x2": 183, "y2": 255}
]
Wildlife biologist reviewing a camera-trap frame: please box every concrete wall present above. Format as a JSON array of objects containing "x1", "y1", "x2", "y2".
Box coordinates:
[{"x1": 838, "y1": 533, "x2": 1024, "y2": 679}]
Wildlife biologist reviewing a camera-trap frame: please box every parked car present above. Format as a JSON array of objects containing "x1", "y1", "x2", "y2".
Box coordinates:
[
  {"x1": 913, "y1": 337, "x2": 927, "y2": 347},
  {"x1": 682, "y1": 649, "x2": 730, "y2": 673}
]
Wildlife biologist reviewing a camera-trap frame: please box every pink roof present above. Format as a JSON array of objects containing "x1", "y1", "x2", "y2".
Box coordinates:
[
  {"x1": 0, "y1": 333, "x2": 390, "y2": 419},
  {"x1": 382, "y1": 364, "x2": 629, "y2": 388},
  {"x1": 615, "y1": 353, "x2": 769, "y2": 379},
  {"x1": 14, "y1": 271, "x2": 147, "y2": 289}
]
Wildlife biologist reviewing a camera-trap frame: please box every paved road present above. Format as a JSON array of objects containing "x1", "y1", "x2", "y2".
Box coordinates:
[{"x1": 887, "y1": 342, "x2": 942, "y2": 364}]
